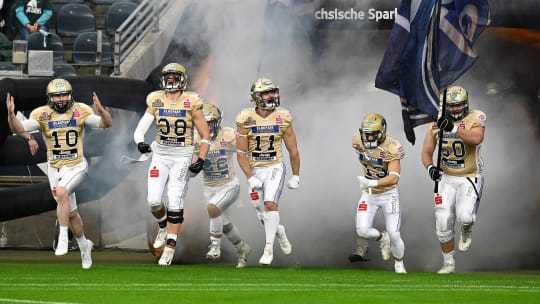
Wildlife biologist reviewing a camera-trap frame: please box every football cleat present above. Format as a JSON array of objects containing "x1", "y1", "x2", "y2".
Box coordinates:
[
  {"x1": 55, "y1": 234, "x2": 69, "y2": 256},
  {"x1": 81, "y1": 240, "x2": 94, "y2": 270},
  {"x1": 394, "y1": 262, "x2": 407, "y2": 274},
  {"x1": 158, "y1": 246, "x2": 175, "y2": 266},
  {"x1": 458, "y1": 224, "x2": 473, "y2": 252},
  {"x1": 379, "y1": 231, "x2": 391, "y2": 261},
  {"x1": 236, "y1": 241, "x2": 252, "y2": 269},
  {"x1": 205, "y1": 243, "x2": 221, "y2": 261},
  {"x1": 276, "y1": 225, "x2": 292, "y2": 255},
  {"x1": 437, "y1": 262, "x2": 456, "y2": 274},
  {"x1": 153, "y1": 227, "x2": 167, "y2": 249},
  {"x1": 348, "y1": 247, "x2": 370, "y2": 262},
  {"x1": 259, "y1": 246, "x2": 273, "y2": 265}
]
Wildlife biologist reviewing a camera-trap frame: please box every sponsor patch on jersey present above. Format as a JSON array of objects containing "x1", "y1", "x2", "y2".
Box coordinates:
[
  {"x1": 359, "y1": 154, "x2": 383, "y2": 165},
  {"x1": 183, "y1": 101, "x2": 191, "y2": 108},
  {"x1": 150, "y1": 166, "x2": 159, "y2": 178},
  {"x1": 358, "y1": 201, "x2": 367, "y2": 211},
  {"x1": 73, "y1": 108, "x2": 80, "y2": 118},
  {"x1": 244, "y1": 117, "x2": 256, "y2": 126},
  {"x1": 52, "y1": 149, "x2": 78, "y2": 160},
  {"x1": 38, "y1": 112, "x2": 51, "y2": 122},
  {"x1": 158, "y1": 109, "x2": 186, "y2": 117},
  {"x1": 459, "y1": 121, "x2": 466, "y2": 129},
  {"x1": 48, "y1": 119, "x2": 76, "y2": 129},
  {"x1": 276, "y1": 116, "x2": 283, "y2": 124},
  {"x1": 478, "y1": 114, "x2": 486, "y2": 121},
  {"x1": 207, "y1": 149, "x2": 226, "y2": 158},
  {"x1": 379, "y1": 151, "x2": 386, "y2": 158},
  {"x1": 251, "y1": 125, "x2": 279, "y2": 133},
  {"x1": 434, "y1": 194, "x2": 443, "y2": 205},
  {"x1": 220, "y1": 138, "x2": 227, "y2": 147},
  {"x1": 152, "y1": 99, "x2": 164, "y2": 108}
]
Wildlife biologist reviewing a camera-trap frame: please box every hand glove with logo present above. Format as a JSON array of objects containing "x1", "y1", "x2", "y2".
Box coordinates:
[
  {"x1": 137, "y1": 142, "x2": 151, "y2": 154},
  {"x1": 357, "y1": 176, "x2": 378, "y2": 189},
  {"x1": 188, "y1": 158, "x2": 205, "y2": 176},
  {"x1": 248, "y1": 176, "x2": 263, "y2": 190},
  {"x1": 286, "y1": 175, "x2": 300, "y2": 189},
  {"x1": 437, "y1": 115, "x2": 457, "y2": 133},
  {"x1": 427, "y1": 165, "x2": 443, "y2": 182}
]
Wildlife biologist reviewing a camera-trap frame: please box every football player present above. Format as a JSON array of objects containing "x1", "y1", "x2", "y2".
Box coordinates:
[
  {"x1": 133, "y1": 63, "x2": 211, "y2": 266},
  {"x1": 235, "y1": 77, "x2": 300, "y2": 266},
  {"x1": 193, "y1": 103, "x2": 252, "y2": 268},
  {"x1": 353, "y1": 113, "x2": 407, "y2": 274},
  {"x1": 6, "y1": 78, "x2": 113, "y2": 269},
  {"x1": 422, "y1": 85, "x2": 485, "y2": 274}
]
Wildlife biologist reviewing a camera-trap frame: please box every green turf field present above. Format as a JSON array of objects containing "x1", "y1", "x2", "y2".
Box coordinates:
[{"x1": 1, "y1": 249, "x2": 539, "y2": 304}]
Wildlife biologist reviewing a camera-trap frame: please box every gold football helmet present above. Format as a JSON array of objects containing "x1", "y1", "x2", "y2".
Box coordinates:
[
  {"x1": 46, "y1": 78, "x2": 74, "y2": 113},
  {"x1": 442, "y1": 85, "x2": 469, "y2": 120},
  {"x1": 360, "y1": 113, "x2": 387, "y2": 149},
  {"x1": 160, "y1": 63, "x2": 187, "y2": 92},
  {"x1": 250, "y1": 77, "x2": 280, "y2": 110},
  {"x1": 202, "y1": 103, "x2": 222, "y2": 140}
]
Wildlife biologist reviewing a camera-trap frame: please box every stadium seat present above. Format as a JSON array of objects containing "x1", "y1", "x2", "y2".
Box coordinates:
[
  {"x1": 51, "y1": 0, "x2": 85, "y2": 3},
  {"x1": 55, "y1": 4, "x2": 96, "y2": 39},
  {"x1": 0, "y1": 62, "x2": 17, "y2": 70},
  {"x1": 72, "y1": 32, "x2": 112, "y2": 65},
  {"x1": 105, "y1": 1, "x2": 138, "y2": 36},
  {"x1": 27, "y1": 32, "x2": 65, "y2": 63},
  {"x1": 0, "y1": 33, "x2": 12, "y2": 62},
  {"x1": 53, "y1": 63, "x2": 78, "y2": 76}
]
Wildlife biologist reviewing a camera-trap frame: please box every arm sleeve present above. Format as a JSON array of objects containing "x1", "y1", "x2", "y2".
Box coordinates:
[
  {"x1": 85, "y1": 114, "x2": 102, "y2": 128},
  {"x1": 15, "y1": 6, "x2": 30, "y2": 25},
  {"x1": 36, "y1": 9, "x2": 53, "y2": 25},
  {"x1": 133, "y1": 112, "x2": 154, "y2": 144},
  {"x1": 21, "y1": 119, "x2": 40, "y2": 132}
]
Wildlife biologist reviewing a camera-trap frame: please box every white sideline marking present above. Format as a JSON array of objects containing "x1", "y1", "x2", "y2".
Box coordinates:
[
  {"x1": 0, "y1": 299, "x2": 78, "y2": 304},
  {"x1": 0, "y1": 283, "x2": 539, "y2": 292}
]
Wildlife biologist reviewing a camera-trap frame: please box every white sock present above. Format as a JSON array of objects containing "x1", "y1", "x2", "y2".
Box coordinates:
[
  {"x1": 76, "y1": 235, "x2": 88, "y2": 248},
  {"x1": 442, "y1": 251, "x2": 455, "y2": 264},
  {"x1": 58, "y1": 226, "x2": 69, "y2": 241},
  {"x1": 263, "y1": 211, "x2": 279, "y2": 247}
]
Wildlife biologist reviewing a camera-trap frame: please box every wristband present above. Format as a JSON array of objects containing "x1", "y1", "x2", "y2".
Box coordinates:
[{"x1": 200, "y1": 139, "x2": 212, "y2": 146}]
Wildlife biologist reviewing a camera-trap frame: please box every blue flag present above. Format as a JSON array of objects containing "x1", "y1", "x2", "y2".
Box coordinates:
[{"x1": 375, "y1": 0, "x2": 490, "y2": 144}]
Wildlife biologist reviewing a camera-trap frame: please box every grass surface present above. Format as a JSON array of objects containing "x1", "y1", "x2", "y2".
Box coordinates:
[{"x1": 1, "y1": 249, "x2": 539, "y2": 304}]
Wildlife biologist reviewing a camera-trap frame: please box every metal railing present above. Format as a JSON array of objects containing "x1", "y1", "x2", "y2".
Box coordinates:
[{"x1": 113, "y1": 0, "x2": 171, "y2": 75}]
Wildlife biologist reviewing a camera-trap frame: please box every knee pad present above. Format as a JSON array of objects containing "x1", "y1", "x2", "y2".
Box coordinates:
[
  {"x1": 167, "y1": 209, "x2": 184, "y2": 224},
  {"x1": 149, "y1": 202, "x2": 163, "y2": 212},
  {"x1": 356, "y1": 227, "x2": 379, "y2": 240},
  {"x1": 222, "y1": 222, "x2": 233, "y2": 234},
  {"x1": 436, "y1": 228, "x2": 454, "y2": 243}
]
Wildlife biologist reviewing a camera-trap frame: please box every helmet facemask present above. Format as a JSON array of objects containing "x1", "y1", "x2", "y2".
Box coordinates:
[
  {"x1": 443, "y1": 86, "x2": 469, "y2": 121},
  {"x1": 160, "y1": 63, "x2": 187, "y2": 92},
  {"x1": 46, "y1": 79, "x2": 74, "y2": 113},
  {"x1": 251, "y1": 78, "x2": 280, "y2": 110},
  {"x1": 360, "y1": 113, "x2": 387, "y2": 149},
  {"x1": 202, "y1": 104, "x2": 222, "y2": 141}
]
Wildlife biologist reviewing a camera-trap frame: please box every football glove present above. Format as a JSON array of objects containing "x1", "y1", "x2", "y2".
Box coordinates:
[
  {"x1": 137, "y1": 142, "x2": 151, "y2": 154},
  {"x1": 188, "y1": 158, "x2": 205, "y2": 176},
  {"x1": 437, "y1": 115, "x2": 457, "y2": 133},
  {"x1": 427, "y1": 165, "x2": 443, "y2": 182},
  {"x1": 287, "y1": 175, "x2": 300, "y2": 189},
  {"x1": 357, "y1": 176, "x2": 378, "y2": 189},
  {"x1": 248, "y1": 176, "x2": 263, "y2": 190}
]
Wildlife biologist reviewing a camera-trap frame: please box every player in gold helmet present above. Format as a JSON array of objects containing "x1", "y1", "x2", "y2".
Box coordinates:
[
  {"x1": 422, "y1": 85, "x2": 486, "y2": 274},
  {"x1": 6, "y1": 78, "x2": 112, "y2": 269},
  {"x1": 133, "y1": 63, "x2": 211, "y2": 266},
  {"x1": 193, "y1": 103, "x2": 252, "y2": 268},
  {"x1": 236, "y1": 77, "x2": 300, "y2": 266},
  {"x1": 351, "y1": 113, "x2": 407, "y2": 274}
]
